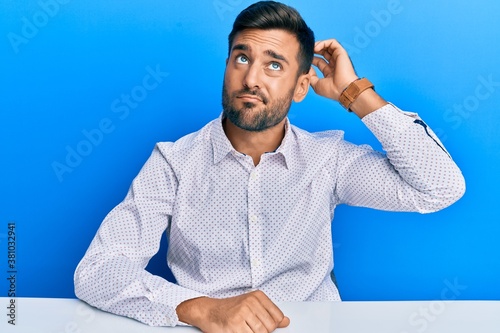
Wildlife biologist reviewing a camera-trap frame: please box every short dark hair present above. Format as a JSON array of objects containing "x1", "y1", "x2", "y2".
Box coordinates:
[{"x1": 228, "y1": 1, "x2": 315, "y2": 75}]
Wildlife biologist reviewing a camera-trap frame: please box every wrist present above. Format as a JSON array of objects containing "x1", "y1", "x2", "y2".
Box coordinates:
[
  {"x1": 349, "y1": 88, "x2": 387, "y2": 118},
  {"x1": 338, "y1": 77, "x2": 373, "y2": 110},
  {"x1": 176, "y1": 296, "x2": 210, "y2": 326},
  {"x1": 339, "y1": 76, "x2": 360, "y2": 93},
  {"x1": 338, "y1": 77, "x2": 387, "y2": 118}
]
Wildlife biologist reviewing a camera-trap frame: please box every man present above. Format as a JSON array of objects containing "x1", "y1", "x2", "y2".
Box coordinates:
[{"x1": 74, "y1": 1, "x2": 465, "y2": 332}]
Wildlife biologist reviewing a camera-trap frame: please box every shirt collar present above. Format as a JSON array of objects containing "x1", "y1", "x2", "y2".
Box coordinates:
[
  {"x1": 273, "y1": 118, "x2": 293, "y2": 169},
  {"x1": 211, "y1": 114, "x2": 294, "y2": 169},
  {"x1": 212, "y1": 114, "x2": 236, "y2": 165}
]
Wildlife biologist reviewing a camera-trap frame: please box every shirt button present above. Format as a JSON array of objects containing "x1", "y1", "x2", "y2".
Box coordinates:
[
  {"x1": 250, "y1": 215, "x2": 257, "y2": 223},
  {"x1": 251, "y1": 259, "x2": 261, "y2": 267},
  {"x1": 251, "y1": 172, "x2": 257, "y2": 180}
]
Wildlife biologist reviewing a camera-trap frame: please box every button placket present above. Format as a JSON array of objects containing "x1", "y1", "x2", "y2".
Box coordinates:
[{"x1": 247, "y1": 167, "x2": 263, "y2": 287}]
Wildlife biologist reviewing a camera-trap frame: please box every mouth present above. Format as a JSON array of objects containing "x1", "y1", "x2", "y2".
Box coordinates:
[{"x1": 237, "y1": 94, "x2": 262, "y2": 103}]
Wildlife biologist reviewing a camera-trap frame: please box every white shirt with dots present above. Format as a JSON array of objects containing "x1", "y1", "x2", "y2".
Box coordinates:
[{"x1": 74, "y1": 104, "x2": 465, "y2": 326}]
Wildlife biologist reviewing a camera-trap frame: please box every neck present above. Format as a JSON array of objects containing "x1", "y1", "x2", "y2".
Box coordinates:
[{"x1": 223, "y1": 117, "x2": 286, "y2": 166}]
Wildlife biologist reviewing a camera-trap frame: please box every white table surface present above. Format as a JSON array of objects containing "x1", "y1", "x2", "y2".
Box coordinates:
[{"x1": 2, "y1": 297, "x2": 499, "y2": 332}]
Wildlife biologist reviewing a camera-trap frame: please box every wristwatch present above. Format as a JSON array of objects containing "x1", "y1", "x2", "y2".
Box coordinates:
[{"x1": 339, "y1": 78, "x2": 374, "y2": 111}]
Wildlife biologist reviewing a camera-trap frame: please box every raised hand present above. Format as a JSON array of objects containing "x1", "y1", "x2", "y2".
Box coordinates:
[
  {"x1": 309, "y1": 38, "x2": 359, "y2": 101},
  {"x1": 310, "y1": 38, "x2": 386, "y2": 117}
]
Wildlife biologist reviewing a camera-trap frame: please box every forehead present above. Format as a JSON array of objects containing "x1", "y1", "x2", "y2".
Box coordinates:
[{"x1": 231, "y1": 29, "x2": 300, "y2": 62}]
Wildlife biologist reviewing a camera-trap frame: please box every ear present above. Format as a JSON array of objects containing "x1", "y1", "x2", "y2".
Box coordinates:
[{"x1": 293, "y1": 73, "x2": 310, "y2": 103}]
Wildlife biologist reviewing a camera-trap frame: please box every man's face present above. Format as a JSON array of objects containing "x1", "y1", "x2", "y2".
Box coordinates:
[{"x1": 222, "y1": 29, "x2": 305, "y2": 132}]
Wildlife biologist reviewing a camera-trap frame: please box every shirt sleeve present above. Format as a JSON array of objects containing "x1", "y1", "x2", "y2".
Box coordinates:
[
  {"x1": 335, "y1": 103, "x2": 466, "y2": 213},
  {"x1": 74, "y1": 143, "x2": 206, "y2": 327}
]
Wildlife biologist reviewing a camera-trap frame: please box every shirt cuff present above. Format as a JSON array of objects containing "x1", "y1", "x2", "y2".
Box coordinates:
[{"x1": 361, "y1": 102, "x2": 420, "y2": 144}]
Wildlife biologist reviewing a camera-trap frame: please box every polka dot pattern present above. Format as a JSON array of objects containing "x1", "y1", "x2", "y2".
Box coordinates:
[{"x1": 74, "y1": 103, "x2": 465, "y2": 326}]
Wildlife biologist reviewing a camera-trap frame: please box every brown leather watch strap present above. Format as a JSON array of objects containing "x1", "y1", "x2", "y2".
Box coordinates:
[{"x1": 338, "y1": 78, "x2": 374, "y2": 111}]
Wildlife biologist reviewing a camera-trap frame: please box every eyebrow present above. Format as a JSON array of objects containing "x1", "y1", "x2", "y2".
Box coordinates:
[
  {"x1": 232, "y1": 43, "x2": 249, "y2": 52},
  {"x1": 265, "y1": 50, "x2": 288, "y2": 64},
  {"x1": 231, "y1": 43, "x2": 289, "y2": 65}
]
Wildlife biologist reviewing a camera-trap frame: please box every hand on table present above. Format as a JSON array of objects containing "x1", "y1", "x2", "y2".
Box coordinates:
[{"x1": 176, "y1": 289, "x2": 290, "y2": 333}]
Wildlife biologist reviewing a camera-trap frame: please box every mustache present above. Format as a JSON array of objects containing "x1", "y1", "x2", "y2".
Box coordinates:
[{"x1": 233, "y1": 88, "x2": 269, "y2": 104}]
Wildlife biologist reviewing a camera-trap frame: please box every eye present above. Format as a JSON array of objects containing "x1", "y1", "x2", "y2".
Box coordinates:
[
  {"x1": 236, "y1": 55, "x2": 249, "y2": 64},
  {"x1": 268, "y1": 62, "x2": 282, "y2": 71}
]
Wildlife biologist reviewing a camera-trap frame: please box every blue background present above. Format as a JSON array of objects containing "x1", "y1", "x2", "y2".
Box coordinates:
[{"x1": 1, "y1": 0, "x2": 499, "y2": 301}]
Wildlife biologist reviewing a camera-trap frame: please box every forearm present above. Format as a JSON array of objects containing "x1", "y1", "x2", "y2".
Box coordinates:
[
  {"x1": 337, "y1": 104, "x2": 465, "y2": 213},
  {"x1": 74, "y1": 246, "x2": 206, "y2": 326},
  {"x1": 362, "y1": 104, "x2": 465, "y2": 212}
]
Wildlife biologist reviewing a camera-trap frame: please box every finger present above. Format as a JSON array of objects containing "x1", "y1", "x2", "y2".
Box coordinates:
[
  {"x1": 251, "y1": 291, "x2": 285, "y2": 322},
  {"x1": 244, "y1": 300, "x2": 279, "y2": 333},
  {"x1": 311, "y1": 56, "x2": 333, "y2": 76},
  {"x1": 242, "y1": 321, "x2": 255, "y2": 333},
  {"x1": 315, "y1": 38, "x2": 340, "y2": 47},
  {"x1": 314, "y1": 38, "x2": 341, "y2": 53},
  {"x1": 241, "y1": 291, "x2": 280, "y2": 332},
  {"x1": 278, "y1": 316, "x2": 290, "y2": 328},
  {"x1": 314, "y1": 39, "x2": 338, "y2": 58},
  {"x1": 254, "y1": 312, "x2": 278, "y2": 333},
  {"x1": 309, "y1": 66, "x2": 319, "y2": 88},
  {"x1": 314, "y1": 50, "x2": 333, "y2": 64},
  {"x1": 245, "y1": 315, "x2": 269, "y2": 333},
  {"x1": 315, "y1": 39, "x2": 346, "y2": 62},
  {"x1": 314, "y1": 45, "x2": 334, "y2": 60},
  {"x1": 256, "y1": 294, "x2": 286, "y2": 328}
]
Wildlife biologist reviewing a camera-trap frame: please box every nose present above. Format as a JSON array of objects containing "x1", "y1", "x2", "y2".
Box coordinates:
[{"x1": 242, "y1": 63, "x2": 261, "y2": 89}]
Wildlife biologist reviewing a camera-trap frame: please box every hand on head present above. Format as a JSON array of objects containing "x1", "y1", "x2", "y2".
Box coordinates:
[{"x1": 309, "y1": 39, "x2": 359, "y2": 101}]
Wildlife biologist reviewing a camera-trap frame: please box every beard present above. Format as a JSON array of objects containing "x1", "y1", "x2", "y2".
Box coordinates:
[{"x1": 222, "y1": 82, "x2": 294, "y2": 132}]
